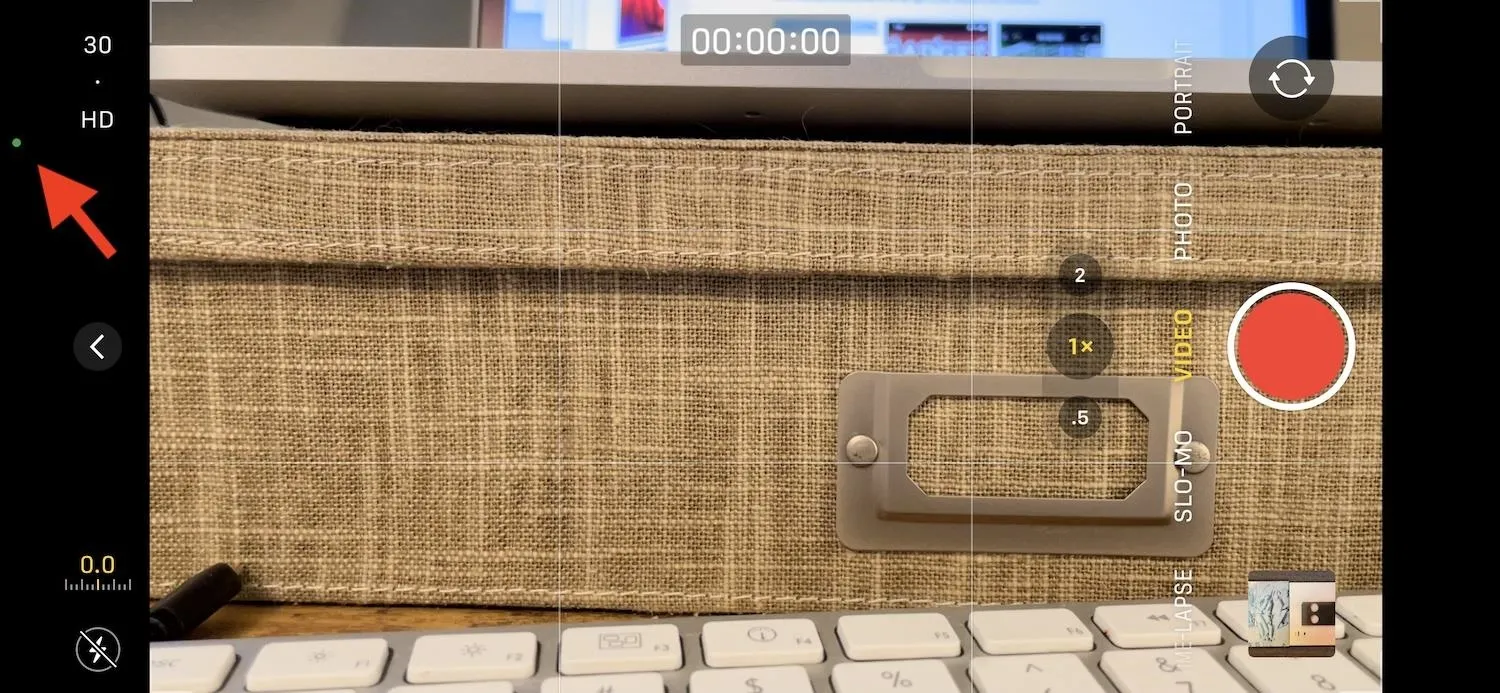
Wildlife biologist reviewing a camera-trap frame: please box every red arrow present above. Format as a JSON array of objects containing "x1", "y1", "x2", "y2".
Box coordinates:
[{"x1": 38, "y1": 165, "x2": 116, "y2": 259}]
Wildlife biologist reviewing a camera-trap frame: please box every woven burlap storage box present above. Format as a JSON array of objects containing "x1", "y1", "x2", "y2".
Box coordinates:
[{"x1": 149, "y1": 129, "x2": 1381, "y2": 613}]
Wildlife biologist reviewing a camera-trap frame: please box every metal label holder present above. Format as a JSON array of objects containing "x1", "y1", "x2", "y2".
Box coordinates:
[{"x1": 837, "y1": 373, "x2": 1219, "y2": 557}]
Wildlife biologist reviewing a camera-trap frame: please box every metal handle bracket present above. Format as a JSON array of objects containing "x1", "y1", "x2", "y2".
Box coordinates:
[{"x1": 836, "y1": 372, "x2": 1219, "y2": 557}]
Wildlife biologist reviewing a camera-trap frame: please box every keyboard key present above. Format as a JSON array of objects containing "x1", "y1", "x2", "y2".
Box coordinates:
[
  {"x1": 831, "y1": 660, "x2": 960, "y2": 693},
  {"x1": 970, "y1": 653, "x2": 1107, "y2": 693},
  {"x1": 539, "y1": 673, "x2": 663, "y2": 693},
  {"x1": 1100, "y1": 648, "x2": 1249, "y2": 693},
  {"x1": 835, "y1": 613, "x2": 961, "y2": 660},
  {"x1": 149, "y1": 644, "x2": 237, "y2": 692},
  {"x1": 1228, "y1": 645, "x2": 1379, "y2": 692},
  {"x1": 690, "y1": 665, "x2": 813, "y2": 692},
  {"x1": 1093, "y1": 603, "x2": 1222, "y2": 647},
  {"x1": 243, "y1": 638, "x2": 388, "y2": 691},
  {"x1": 1216, "y1": 600, "x2": 1346, "y2": 641},
  {"x1": 968, "y1": 608, "x2": 1095, "y2": 655},
  {"x1": 701, "y1": 618, "x2": 824, "y2": 667},
  {"x1": 1336, "y1": 595, "x2": 1382, "y2": 636},
  {"x1": 1350, "y1": 638, "x2": 1381, "y2": 678},
  {"x1": 557, "y1": 624, "x2": 681, "y2": 675},
  {"x1": 390, "y1": 684, "x2": 514, "y2": 692},
  {"x1": 407, "y1": 632, "x2": 538, "y2": 683}
]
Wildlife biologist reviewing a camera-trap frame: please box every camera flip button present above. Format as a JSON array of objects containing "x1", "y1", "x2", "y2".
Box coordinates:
[{"x1": 1249, "y1": 36, "x2": 1337, "y2": 121}]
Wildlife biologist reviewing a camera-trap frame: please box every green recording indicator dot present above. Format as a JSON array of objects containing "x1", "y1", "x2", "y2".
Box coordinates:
[{"x1": 10, "y1": 138, "x2": 19, "y2": 148}]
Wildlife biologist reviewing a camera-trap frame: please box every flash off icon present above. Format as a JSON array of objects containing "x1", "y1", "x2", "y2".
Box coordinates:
[{"x1": 76, "y1": 627, "x2": 121, "y2": 672}]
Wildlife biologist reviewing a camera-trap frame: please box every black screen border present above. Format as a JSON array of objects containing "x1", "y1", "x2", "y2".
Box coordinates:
[{"x1": 15, "y1": 1, "x2": 149, "y2": 690}]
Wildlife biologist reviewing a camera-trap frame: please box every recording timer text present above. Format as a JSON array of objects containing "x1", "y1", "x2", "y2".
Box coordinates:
[{"x1": 681, "y1": 14, "x2": 852, "y2": 66}]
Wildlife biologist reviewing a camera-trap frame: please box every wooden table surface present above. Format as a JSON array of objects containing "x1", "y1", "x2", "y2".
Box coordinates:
[{"x1": 191, "y1": 603, "x2": 665, "y2": 640}]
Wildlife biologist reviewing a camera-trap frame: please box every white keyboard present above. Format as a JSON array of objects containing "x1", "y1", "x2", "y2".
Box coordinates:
[{"x1": 148, "y1": 593, "x2": 1383, "y2": 692}]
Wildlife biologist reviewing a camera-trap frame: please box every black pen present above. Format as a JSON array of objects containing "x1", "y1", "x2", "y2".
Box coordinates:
[{"x1": 149, "y1": 563, "x2": 242, "y2": 641}]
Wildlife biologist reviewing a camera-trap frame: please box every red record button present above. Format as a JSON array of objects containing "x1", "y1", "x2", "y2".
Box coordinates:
[{"x1": 1227, "y1": 282, "x2": 1355, "y2": 411}]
